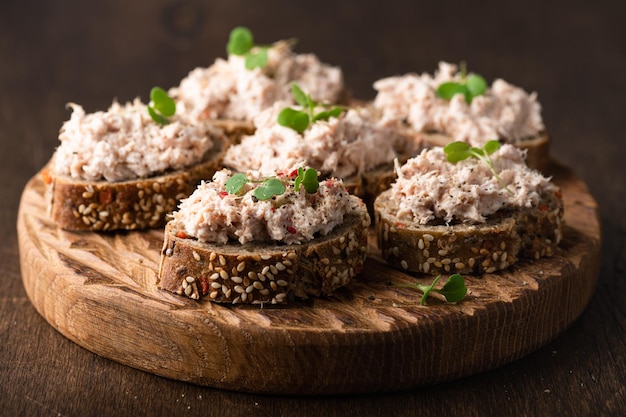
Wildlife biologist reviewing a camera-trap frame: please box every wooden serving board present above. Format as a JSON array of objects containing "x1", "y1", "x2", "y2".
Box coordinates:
[{"x1": 17, "y1": 162, "x2": 600, "y2": 395}]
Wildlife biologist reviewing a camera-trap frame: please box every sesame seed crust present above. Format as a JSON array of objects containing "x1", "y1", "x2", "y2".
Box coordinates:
[
  {"x1": 374, "y1": 187, "x2": 564, "y2": 275},
  {"x1": 44, "y1": 134, "x2": 227, "y2": 232},
  {"x1": 158, "y1": 201, "x2": 371, "y2": 305}
]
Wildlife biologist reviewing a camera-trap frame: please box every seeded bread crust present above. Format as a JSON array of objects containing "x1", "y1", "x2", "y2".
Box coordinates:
[
  {"x1": 374, "y1": 188, "x2": 564, "y2": 275},
  {"x1": 158, "y1": 198, "x2": 370, "y2": 305},
  {"x1": 43, "y1": 135, "x2": 227, "y2": 232}
]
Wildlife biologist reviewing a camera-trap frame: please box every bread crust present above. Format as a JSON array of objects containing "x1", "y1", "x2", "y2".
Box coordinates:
[
  {"x1": 158, "y1": 199, "x2": 370, "y2": 304},
  {"x1": 374, "y1": 188, "x2": 563, "y2": 275},
  {"x1": 43, "y1": 135, "x2": 227, "y2": 232}
]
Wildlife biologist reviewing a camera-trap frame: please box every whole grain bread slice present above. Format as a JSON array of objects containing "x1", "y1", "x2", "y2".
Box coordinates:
[
  {"x1": 43, "y1": 134, "x2": 227, "y2": 232},
  {"x1": 374, "y1": 188, "x2": 563, "y2": 275},
  {"x1": 158, "y1": 198, "x2": 370, "y2": 305}
]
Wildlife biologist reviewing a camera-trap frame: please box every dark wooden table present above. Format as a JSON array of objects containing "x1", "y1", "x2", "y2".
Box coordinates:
[{"x1": 2, "y1": 0, "x2": 624, "y2": 416}]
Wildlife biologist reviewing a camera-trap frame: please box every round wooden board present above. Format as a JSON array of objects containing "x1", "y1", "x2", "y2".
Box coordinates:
[{"x1": 17, "y1": 162, "x2": 600, "y2": 395}]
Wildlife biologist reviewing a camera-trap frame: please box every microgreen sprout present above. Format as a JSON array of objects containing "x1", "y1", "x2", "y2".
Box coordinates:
[
  {"x1": 294, "y1": 167, "x2": 319, "y2": 193},
  {"x1": 224, "y1": 168, "x2": 320, "y2": 201},
  {"x1": 443, "y1": 140, "x2": 514, "y2": 195},
  {"x1": 277, "y1": 83, "x2": 344, "y2": 133},
  {"x1": 226, "y1": 26, "x2": 270, "y2": 70},
  {"x1": 395, "y1": 274, "x2": 467, "y2": 305},
  {"x1": 436, "y1": 62, "x2": 487, "y2": 104},
  {"x1": 148, "y1": 86, "x2": 176, "y2": 125}
]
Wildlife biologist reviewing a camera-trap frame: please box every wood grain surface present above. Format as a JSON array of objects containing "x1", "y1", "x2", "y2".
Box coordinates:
[{"x1": 17, "y1": 162, "x2": 600, "y2": 395}]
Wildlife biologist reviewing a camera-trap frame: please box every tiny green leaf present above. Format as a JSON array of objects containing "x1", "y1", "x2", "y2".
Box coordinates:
[
  {"x1": 277, "y1": 107, "x2": 310, "y2": 134},
  {"x1": 443, "y1": 141, "x2": 471, "y2": 163},
  {"x1": 150, "y1": 87, "x2": 176, "y2": 117},
  {"x1": 225, "y1": 173, "x2": 249, "y2": 194},
  {"x1": 394, "y1": 274, "x2": 468, "y2": 305},
  {"x1": 444, "y1": 141, "x2": 470, "y2": 154},
  {"x1": 466, "y1": 74, "x2": 487, "y2": 98},
  {"x1": 312, "y1": 106, "x2": 344, "y2": 122},
  {"x1": 294, "y1": 167, "x2": 305, "y2": 191},
  {"x1": 253, "y1": 178, "x2": 286, "y2": 200},
  {"x1": 148, "y1": 86, "x2": 176, "y2": 125},
  {"x1": 245, "y1": 47, "x2": 268, "y2": 70},
  {"x1": 436, "y1": 82, "x2": 468, "y2": 101},
  {"x1": 436, "y1": 64, "x2": 488, "y2": 103},
  {"x1": 483, "y1": 139, "x2": 501, "y2": 155},
  {"x1": 435, "y1": 273, "x2": 468, "y2": 303},
  {"x1": 227, "y1": 26, "x2": 254, "y2": 55},
  {"x1": 291, "y1": 83, "x2": 309, "y2": 108},
  {"x1": 147, "y1": 106, "x2": 170, "y2": 126},
  {"x1": 296, "y1": 167, "x2": 319, "y2": 193}
]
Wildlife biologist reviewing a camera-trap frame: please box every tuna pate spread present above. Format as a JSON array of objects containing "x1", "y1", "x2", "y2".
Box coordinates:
[
  {"x1": 223, "y1": 104, "x2": 398, "y2": 179},
  {"x1": 173, "y1": 168, "x2": 364, "y2": 245},
  {"x1": 52, "y1": 100, "x2": 215, "y2": 182},
  {"x1": 390, "y1": 144, "x2": 558, "y2": 224},
  {"x1": 373, "y1": 62, "x2": 544, "y2": 146},
  {"x1": 170, "y1": 41, "x2": 344, "y2": 123}
]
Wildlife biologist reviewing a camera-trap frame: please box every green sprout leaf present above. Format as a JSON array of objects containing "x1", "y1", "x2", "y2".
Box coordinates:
[
  {"x1": 227, "y1": 26, "x2": 254, "y2": 56},
  {"x1": 294, "y1": 167, "x2": 319, "y2": 193},
  {"x1": 312, "y1": 106, "x2": 344, "y2": 122},
  {"x1": 148, "y1": 86, "x2": 176, "y2": 125},
  {"x1": 225, "y1": 173, "x2": 249, "y2": 194},
  {"x1": 277, "y1": 107, "x2": 310, "y2": 133},
  {"x1": 291, "y1": 83, "x2": 310, "y2": 108},
  {"x1": 483, "y1": 139, "x2": 501, "y2": 155},
  {"x1": 225, "y1": 167, "x2": 320, "y2": 202},
  {"x1": 465, "y1": 74, "x2": 487, "y2": 98},
  {"x1": 253, "y1": 178, "x2": 286, "y2": 200},
  {"x1": 437, "y1": 274, "x2": 468, "y2": 303},
  {"x1": 443, "y1": 140, "x2": 513, "y2": 195},
  {"x1": 245, "y1": 47, "x2": 268, "y2": 70},
  {"x1": 226, "y1": 26, "x2": 271, "y2": 70},
  {"x1": 395, "y1": 274, "x2": 468, "y2": 305},
  {"x1": 436, "y1": 82, "x2": 469, "y2": 101},
  {"x1": 436, "y1": 63, "x2": 488, "y2": 104},
  {"x1": 278, "y1": 82, "x2": 344, "y2": 133}
]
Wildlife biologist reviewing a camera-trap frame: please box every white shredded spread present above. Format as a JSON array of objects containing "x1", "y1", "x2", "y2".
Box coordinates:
[
  {"x1": 52, "y1": 100, "x2": 215, "y2": 182},
  {"x1": 173, "y1": 168, "x2": 360, "y2": 245},
  {"x1": 223, "y1": 104, "x2": 398, "y2": 178},
  {"x1": 390, "y1": 144, "x2": 557, "y2": 224},
  {"x1": 373, "y1": 61, "x2": 544, "y2": 146},
  {"x1": 170, "y1": 41, "x2": 344, "y2": 123}
]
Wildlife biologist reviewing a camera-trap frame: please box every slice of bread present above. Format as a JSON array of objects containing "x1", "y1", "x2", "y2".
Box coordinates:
[
  {"x1": 43, "y1": 136, "x2": 227, "y2": 232},
  {"x1": 158, "y1": 199, "x2": 370, "y2": 305},
  {"x1": 374, "y1": 188, "x2": 563, "y2": 275}
]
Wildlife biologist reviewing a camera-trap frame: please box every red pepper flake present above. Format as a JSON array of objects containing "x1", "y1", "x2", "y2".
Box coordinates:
[
  {"x1": 395, "y1": 222, "x2": 407, "y2": 229},
  {"x1": 287, "y1": 226, "x2": 297, "y2": 234},
  {"x1": 41, "y1": 169, "x2": 52, "y2": 185},
  {"x1": 325, "y1": 178, "x2": 334, "y2": 187},
  {"x1": 539, "y1": 204, "x2": 548, "y2": 211},
  {"x1": 555, "y1": 189, "x2": 563, "y2": 198},
  {"x1": 289, "y1": 169, "x2": 299, "y2": 178},
  {"x1": 219, "y1": 191, "x2": 228, "y2": 199},
  {"x1": 176, "y1": 231, "x2": 188, "y2": 239},
  {"x1": 98, "y1": 189, "x2": 113, "y2": 204},
  {"x1": 197, "y1": 275, "x2": 209, "y2": 296}
]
